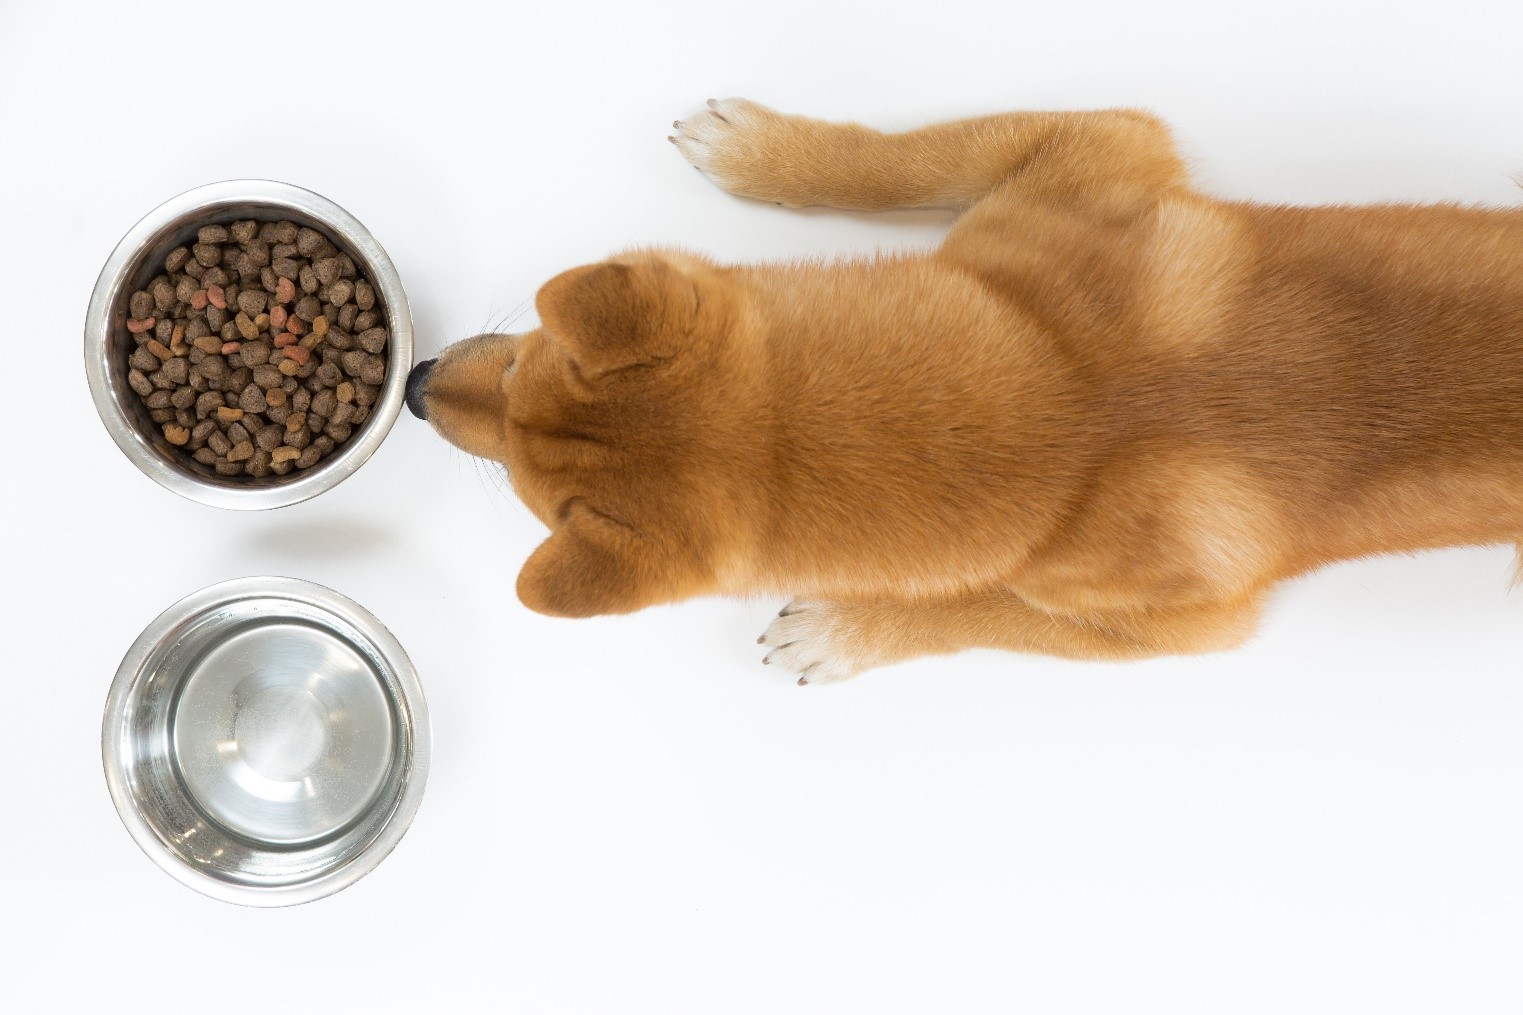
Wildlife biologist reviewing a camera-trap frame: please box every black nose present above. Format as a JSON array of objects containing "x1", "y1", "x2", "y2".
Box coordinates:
[{"x1": 405, "y1": 359, "x2": 436, "y2": 420}]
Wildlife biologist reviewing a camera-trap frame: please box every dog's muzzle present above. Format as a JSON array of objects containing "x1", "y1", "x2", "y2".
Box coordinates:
[{"x1": 405, "y1": 359, "x2": 436, "y2": 420}]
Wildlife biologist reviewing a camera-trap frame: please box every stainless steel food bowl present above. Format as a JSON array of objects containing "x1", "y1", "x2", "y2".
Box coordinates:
[
  {"x1": 102, "y1": 577, "x2": 430, "y2": 906},
  {"x1": 84, "y1": 180, "x2": 413, "y2": 510}
]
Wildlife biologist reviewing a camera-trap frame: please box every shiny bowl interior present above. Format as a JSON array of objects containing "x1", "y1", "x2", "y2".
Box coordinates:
[
  {"x1": 102, "y1": 577, "x2": 430, "y2": 907},
  {"x1": 84, "y1": 180, "x2": 413, "y2": 510}
]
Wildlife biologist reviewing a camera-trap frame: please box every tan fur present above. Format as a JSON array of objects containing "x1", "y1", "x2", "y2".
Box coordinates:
[{"x1": 417, "y1": 98, "x2": 1523, "y2": 683}]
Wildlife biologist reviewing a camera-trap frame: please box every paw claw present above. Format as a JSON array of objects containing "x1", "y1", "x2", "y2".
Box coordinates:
[{"x1": 797, "y1": 676, "x2": 808, "y2": 686}]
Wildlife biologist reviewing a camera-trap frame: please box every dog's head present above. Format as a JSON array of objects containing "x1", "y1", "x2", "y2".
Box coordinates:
[{"x1": 410, "y1": 251, "x2": 758, "y2": 617}]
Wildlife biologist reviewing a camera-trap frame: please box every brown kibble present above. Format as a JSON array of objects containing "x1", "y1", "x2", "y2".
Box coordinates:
[
  {"x1": 299, "y1": 263, "x2": 319, "y2": 294},
  {"x1": 237, "y1": 289, "x2": 267, "y2": 317},
  {"x1": 216, "y1": 405, "x2": 245, "y2": 422},
  {"x1": 335, "y1": 381, "x2": 355, "y2": 403},
  {"x1": 310, "y1": 388, "x2": 336, "y2": 418},
  {"x1": 165, "y1": 246, "x2": 192, "y2": 273},
  {"x1": 245, "y1": 449, "x2": 273, "y2": 478},
  {"x1": 146, "y1": 390, "x2": 173, "y2": 410},
  {"x1": 152, "y1": 278, "x2": 176, "y2": 312},
  {"x1": 193, "y1": 243, "x2": 222, "y2": 267},
  {"x1": 357, "y1": 327, "x2": 387, "y2": 354},
  {"x1": 214, "y1": 458, "x2": 243, "y2": 476},
  {"x1": 354, "y1": 280, "x2": 374, "y2": 310},
  {"x1": 231, "y1": 220, "x2": 259, "y2": 243},
  {"x1": 171, "y1": 385, "x2": 197, "y2": 410},
  {"x1": 271, "y1": 446, "x2": 301, "y2": 465},
  {"x1": 197, "y1": 224, "x2": 230, "y2": 245},
  {"x1": 273, "y1": 257, "x2": 301, "y2": 280},
  {"x1": 161, "y1": 357, "x2": 189, "y2": 385},
  {"x1": 239, "y1": 384, "x2": 268, "y2": 413},
  {"x1": 296, "y1": 227, "x2": 323, "y2": 256},
  {"x1": 327, "y1": 279, "x2": 353, "y2": 306},
  {"x1": 192, "y1": 335, "x2": 222, "y2": 354},
  {"x1": 278, "y1": 357, "x2": 302, "y2": 376},
  {"x1": 353, "y1": 310, "x2": 380, "y2": 332},
  {"x1": 256, "y1": 424, "x2": 285, "y2": 452},
  {"x1": 295, "y1": 295, "x2": 320, "y2": 322},
  {"x1": 127, "y1": 316, "x2": 157, "y2": 334},
  {"x1": 163, "y1": 423, "x2": 191, "y2": 446},
  {"x1": 241, "y1": 341, "x2": 272, "y2": 367},
  {"x1": 296, "y1": 446, "x2": 322, "y2": 469},
  {"x1": 312, "y1": 257, "x2": 341, "y2": 286},
  {"x1": 206, "y1": 284, "x2": 227, "y2": 310},
  {"x1": 128, "y1": 369, "x2": 154, "y2": 397}
]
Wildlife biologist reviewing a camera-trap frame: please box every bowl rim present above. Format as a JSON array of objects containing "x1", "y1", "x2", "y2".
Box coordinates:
[
  {"x1": 83, "y1": 179, "x2": 413, "y2": 510},
  {"x1": 101, "y1": 576, "x2": 432, "y2": 907}
]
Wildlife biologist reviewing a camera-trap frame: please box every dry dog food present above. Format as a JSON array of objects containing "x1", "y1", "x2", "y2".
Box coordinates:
[{"x1": 123, "y1": 219, "x2": 388, "y2": 478}]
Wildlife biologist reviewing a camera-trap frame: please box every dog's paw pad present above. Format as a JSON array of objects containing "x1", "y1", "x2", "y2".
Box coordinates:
[{"x1": 757, "y1": 599, "x2": 863, "y2": 685}]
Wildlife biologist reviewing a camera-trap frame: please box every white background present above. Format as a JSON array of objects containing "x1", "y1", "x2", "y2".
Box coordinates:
[{"x1": 3, "y1": 1, "x2": 1523, "y2": 1011}]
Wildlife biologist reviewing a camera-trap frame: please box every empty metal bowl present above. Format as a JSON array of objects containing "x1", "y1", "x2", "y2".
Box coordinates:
[
  {"x1": 84, "y1": 180, "x2": 413, "y2": 510},
  {"x1": 102, "y1": 577, "x2": 430, "y2": 906}
]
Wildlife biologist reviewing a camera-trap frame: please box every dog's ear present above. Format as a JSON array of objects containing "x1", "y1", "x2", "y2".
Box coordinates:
[
  {"x1": 534, "y1": 260, "x2": 697, "y2": 376},
  {"x1": 517, "y1": 501, "x2": 694, "y2": 617}
]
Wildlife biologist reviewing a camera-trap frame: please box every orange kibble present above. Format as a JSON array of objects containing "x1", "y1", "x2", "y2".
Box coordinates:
[
  {"x1": 282, "y1": 345, "x2": 311, "y2": 366},
  {"x1": 206, "y1": 284, "x2": 227, "y2": 310},
  {"x1": 191, "y1": 289, "x2": 208, "y2": 310},
  {"x1": 269, "y1": 304, "x2": 288, "y2": 330},
  {"x1": 273, "y1": 332, "x2": 297, "y2": 348},
  {"x1": 126, "y1": 316, "x2": 156, "y2": 334},
  {"x1": 286, "y1": 315, "x2": 307, "y2": 336},
  {"x1": 146, "y1": 339, "x2": 173, "y2": 361},
  {"x1": 216, "y1": 406, "x2": 245, "y2": 422},
  {"x1": 221, "y1": 341, "x2": 241, "y2": 355},
  {"x1": 275, "y1": 277, "x2": 296, "y2": 304}
]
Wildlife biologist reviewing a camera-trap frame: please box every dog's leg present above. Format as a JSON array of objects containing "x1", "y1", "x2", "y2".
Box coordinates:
[
  {"x1": 671, "y1": 99, "x2": 1185, "y2": 214},
  {"x1": 756, "y1": 590, "x2": 1263, "y2": 683}
]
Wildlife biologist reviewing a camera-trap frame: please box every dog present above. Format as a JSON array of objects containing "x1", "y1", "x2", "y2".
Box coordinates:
[{"x1": 406, "y1": 98, "x2": 1523, "y2": 684}]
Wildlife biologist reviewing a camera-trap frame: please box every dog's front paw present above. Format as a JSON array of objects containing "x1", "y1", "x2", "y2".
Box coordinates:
[
  {"x1": 669, "y1": 98, "x2": 802, "y2": 206},
  {"x1": 757, "y1": 599, "x2": 880, "y2": 685}
]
